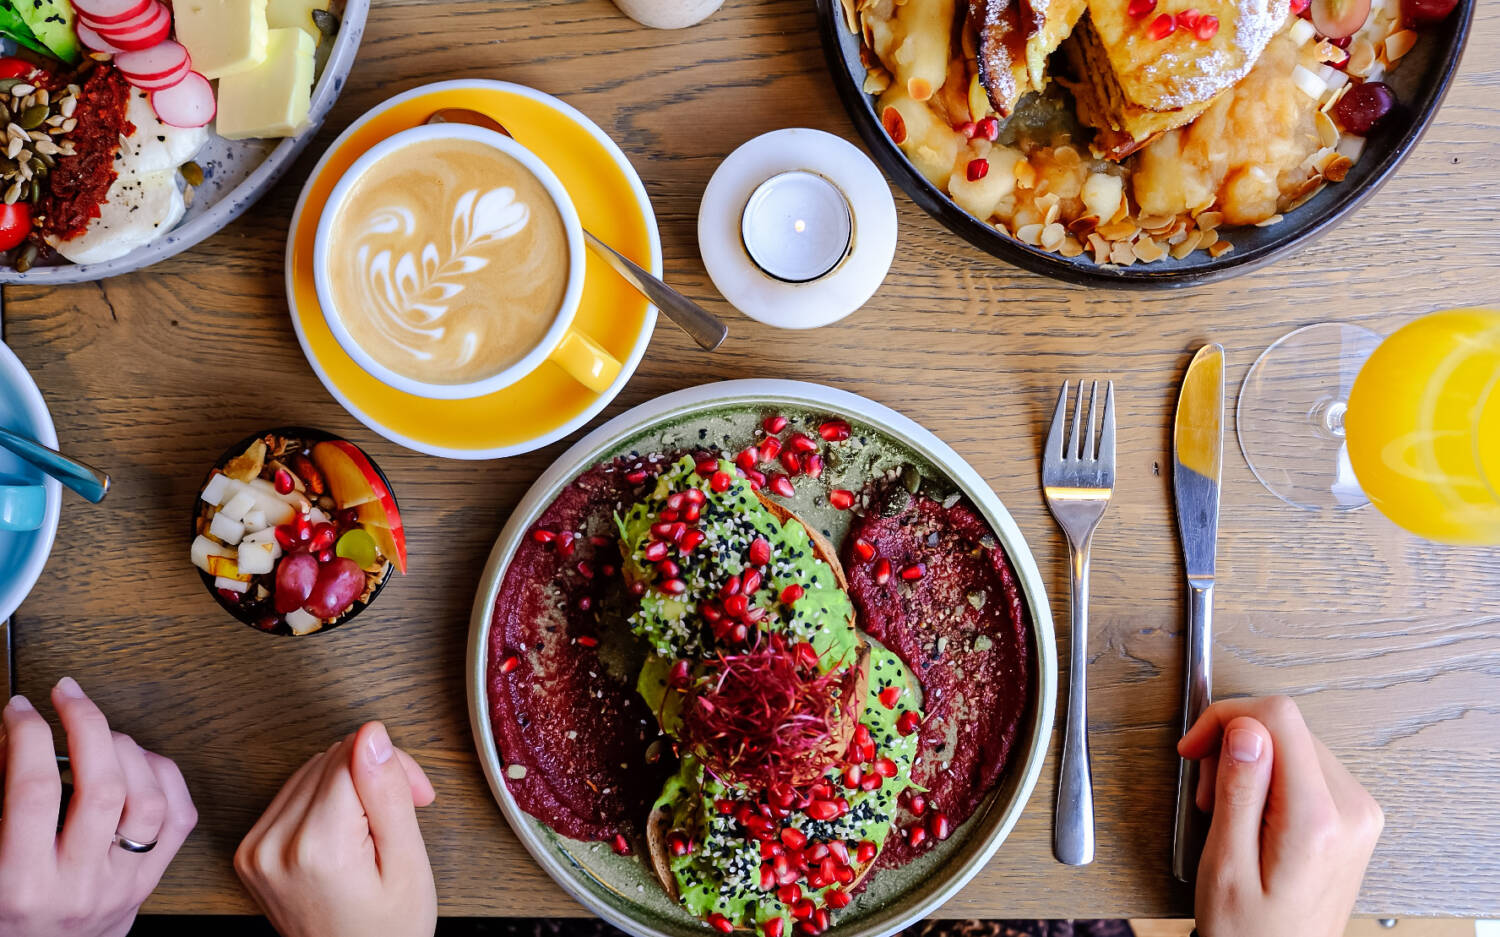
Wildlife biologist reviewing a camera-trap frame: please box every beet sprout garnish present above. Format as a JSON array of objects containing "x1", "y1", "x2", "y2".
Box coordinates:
[{"x1": 678, "y1": 639, "x2": 858, "y2": 789}]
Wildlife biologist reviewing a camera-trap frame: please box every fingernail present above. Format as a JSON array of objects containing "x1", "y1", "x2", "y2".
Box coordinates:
[
  {"x1": 1227, "y1": 727, "x2": 1264, "y2": 763},
  {"x1": 366, "y1": 723, "x2": 394, "y2": 766},
  {"x1": 55, "y1": 677, "x2": 84, "y2": 699},
  {"x1": 6, "y1": 694, "x2": 32, "y2": 713}
]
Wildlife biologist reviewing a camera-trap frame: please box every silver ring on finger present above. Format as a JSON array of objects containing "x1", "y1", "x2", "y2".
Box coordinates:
[{"x1": 113, "y1": 831, "x2": 158, "y2": 854}]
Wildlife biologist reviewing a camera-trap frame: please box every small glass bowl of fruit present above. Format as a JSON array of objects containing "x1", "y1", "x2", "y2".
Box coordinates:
[{"x1": 190, "y1": 427, "x2": 407, "y2": 635}]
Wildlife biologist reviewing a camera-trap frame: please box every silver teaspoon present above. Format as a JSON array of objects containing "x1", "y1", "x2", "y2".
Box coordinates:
[{"x1": 0, "y1": 426, "x2": 110, "y2": 503}]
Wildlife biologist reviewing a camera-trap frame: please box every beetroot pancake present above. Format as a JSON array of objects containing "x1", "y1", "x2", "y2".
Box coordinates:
[
  {"x1": 488, "y1": 456, "x2": 677, "y2": 842},
  {"x1": 842, "y1": 493, "x2": 1032, "y2": 867}
]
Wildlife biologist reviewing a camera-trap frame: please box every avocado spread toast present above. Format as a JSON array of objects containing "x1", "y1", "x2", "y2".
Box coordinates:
[{"x1": 487, "y1": 411, "x2": 1033, "y2": 937}]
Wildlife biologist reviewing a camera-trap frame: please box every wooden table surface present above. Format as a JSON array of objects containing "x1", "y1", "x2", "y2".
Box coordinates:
[{"x1": 4, "y1": 0, "x2": 1499, "y2": 920}]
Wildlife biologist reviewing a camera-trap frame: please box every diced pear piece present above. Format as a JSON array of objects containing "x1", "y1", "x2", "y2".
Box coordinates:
[
  {"x1": 220, "y1": 488, "x2": 259, "y2": 522},
  {"x1": 242, "y1": 527, "x2": 278, "y2": 546},
  {"x1": 237, "y1": 538, "x2": 280, "y2": 576},
  {"x1": 285, "y1": 607, "x2": 321, "y2": 635},
  {"x1": 244, "y1": 478, "x2": 299, "y2": 525},
  {"x1": 242, "y1": 509, "x2": 269, "y2": 533},
  {"x1": 308, "y1": 507, "x2": 330, "y2": 526},
  {"x1": 201, "y1": 472, "x2": 237, "y2": 506},
  {"x1": 191, "y1": 534, "x2": 235, "y2": 572},
  {"x1": 209, "y1": 512, "x2": 246, "y2": 545},
  {"x1": 214, "y1": 575, "x2": 251, "y2": 594}
]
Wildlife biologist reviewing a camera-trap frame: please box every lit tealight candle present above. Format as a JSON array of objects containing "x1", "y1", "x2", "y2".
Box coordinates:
[{"x1": 739, "y1": 170, "x2": 852, "y2": 283}]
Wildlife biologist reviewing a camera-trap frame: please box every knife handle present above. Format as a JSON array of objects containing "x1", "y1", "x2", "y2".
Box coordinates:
[{"x1": 1172, "y1": 581, "x2": 1214, "y2": 882}]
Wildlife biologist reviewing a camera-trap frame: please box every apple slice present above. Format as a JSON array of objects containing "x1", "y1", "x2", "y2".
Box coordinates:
[{"x1": 312, "y1": 440, "x2": 407, "y2": 573}]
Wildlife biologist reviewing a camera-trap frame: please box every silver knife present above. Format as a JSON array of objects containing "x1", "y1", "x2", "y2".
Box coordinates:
[{"x1": 1171, "y1": 343, "x2": 1224, "y2": 883}]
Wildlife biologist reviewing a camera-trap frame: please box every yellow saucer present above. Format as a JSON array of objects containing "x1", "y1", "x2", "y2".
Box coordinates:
[{"x1": 286, "y1": 80, "x2": 661, "y2": 459}]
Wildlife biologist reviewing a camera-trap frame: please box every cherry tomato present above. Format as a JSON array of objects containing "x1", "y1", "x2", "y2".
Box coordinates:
[
  {"x1": 0, "y1": 203, "x2": 32, "y2": 252},
  {"x1": 0, "y1": 58, "x2": 32, "y2": 80}
]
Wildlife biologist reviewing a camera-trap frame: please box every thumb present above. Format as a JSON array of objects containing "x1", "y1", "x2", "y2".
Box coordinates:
[
  {"x1": 349, "y1": 721, "x2": 429, "y2": 876},
  {"x1": 1200, "y1": 716, "x2": 1273, "y2": 883}
]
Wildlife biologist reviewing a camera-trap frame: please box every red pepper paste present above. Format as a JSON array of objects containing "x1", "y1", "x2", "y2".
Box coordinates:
[{"x1": 34, "y1": 65, "x2": 132, "y2": 242}]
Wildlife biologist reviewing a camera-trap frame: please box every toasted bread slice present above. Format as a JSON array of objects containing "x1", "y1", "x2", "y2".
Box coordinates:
[{"x1": 971, "y1": 0, "x2": 1029, "y2": 118}]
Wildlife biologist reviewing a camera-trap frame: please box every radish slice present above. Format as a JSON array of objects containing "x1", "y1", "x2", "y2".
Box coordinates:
[
  {"x1": 81, "y1": 0, "x2": 159, "y2": 33},
  {"x1": 96, "y1": 3, "x2": 171, "y2": 51},
  {"x1": 72, "y1": 0, "x2": 150, "y2": 25},
  {"x1": 150, "y1": 71, "x2": 215, "y2": 128},
  {"x1": 126, "y1": 59, "x2": 190, "y2": 91},
  {"x1": 115, "y1": 40, "x2": 188, "y2": 81},
  {"x1": 74, "y1": 21, "x2": 125, "y2": 53}
]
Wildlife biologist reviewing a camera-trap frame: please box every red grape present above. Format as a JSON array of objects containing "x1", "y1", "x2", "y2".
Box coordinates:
[
  {"x1": 1332, "y1": 81, "x2": 1397, "y2": 134},
  {"x1": 1401, "y1": 0, "x2": 1457, "y2": 25},
  {"x1": 304, "y1": 558, "x2": 365, "y2": 618},
  {"x1": 274, "y1": 553, "x2": 319, "y2": 614},
  {"x1": 1311, "y1": 0, "x2": 1371, "y2": 37}
]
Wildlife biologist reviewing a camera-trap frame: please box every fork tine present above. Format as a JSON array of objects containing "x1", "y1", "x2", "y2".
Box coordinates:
[
  {"x1": 1085, "y1": 380, "x2": 1099, "y2": 462},
  {"x1": 1046, "y1": 381, "x2": 1070, "y2": 463},
  {"x1": 1099, "y1": 381, "x2": 1116, "y2": 469},
  {"x1": 1070, "y1": 380, "x2": 1085, "y2": 460}
]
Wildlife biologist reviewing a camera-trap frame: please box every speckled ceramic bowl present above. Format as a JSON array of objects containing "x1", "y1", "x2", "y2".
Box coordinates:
[
  {"x1": 467, "y1": 380, "x2": 1057, "y2": 937},
  {"x1": 0, "y1": 0, "x2": 369, "y2": 284}
]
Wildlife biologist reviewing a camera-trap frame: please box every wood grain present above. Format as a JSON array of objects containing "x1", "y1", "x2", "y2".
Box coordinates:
[{"x1": 3, "y1": 0, "x2": 1499, "y2": 920}]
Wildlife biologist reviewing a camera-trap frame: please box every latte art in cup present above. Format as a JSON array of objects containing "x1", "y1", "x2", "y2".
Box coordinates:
[{"x1": 325, "y1": 138, "x2": 571, "y2": 386}]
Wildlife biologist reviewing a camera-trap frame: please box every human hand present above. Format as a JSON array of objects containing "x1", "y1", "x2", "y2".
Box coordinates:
[
  {"x1": 234, "y1": 721, "x2": 437, "y2": 937},
  {"x1": 1179, "y1": 696, "x2": 1384, "y2": 937},
  {"x1": 0, "y1": 679, "x2": 198, "y2": 937}
]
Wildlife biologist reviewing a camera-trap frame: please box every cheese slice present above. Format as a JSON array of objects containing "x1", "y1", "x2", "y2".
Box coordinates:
[
  {"x1": 214, "y1": 27, "x2": 315, "y2": 140},
  {"x1": 173, "y1": 0, "x2": 269, "y2": 79},
  {"x1": 266, "y1": 0, "x2": 329, "y2": 38}
]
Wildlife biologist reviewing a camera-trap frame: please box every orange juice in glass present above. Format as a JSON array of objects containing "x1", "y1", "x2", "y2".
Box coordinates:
[{"x1": 1345, "y1": 309, "x2": 1500, "y2": 544}]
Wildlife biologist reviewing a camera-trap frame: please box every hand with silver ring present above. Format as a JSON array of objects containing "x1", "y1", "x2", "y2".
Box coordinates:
[{"x1": 0, "y1": 679, "x2": 198, "y2": 937}]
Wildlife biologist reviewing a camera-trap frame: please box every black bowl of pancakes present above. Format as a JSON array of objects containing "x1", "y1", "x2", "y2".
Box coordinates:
[{"x1": 816, "y1": 0, "x2": 1474, "y2": 287}]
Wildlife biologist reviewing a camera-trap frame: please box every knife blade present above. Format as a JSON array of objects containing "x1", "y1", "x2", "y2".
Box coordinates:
[{"x1": 1171, "y1": 343, "x2": 1224, "y2": 883}]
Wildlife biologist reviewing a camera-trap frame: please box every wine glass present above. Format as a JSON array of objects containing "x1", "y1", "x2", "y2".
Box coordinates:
[{"x1": 1237, "y1": 309, "x2": 1500, "y2": 545}]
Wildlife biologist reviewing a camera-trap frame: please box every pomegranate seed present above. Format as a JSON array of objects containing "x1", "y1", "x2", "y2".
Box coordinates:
[
  {"x1": 853, "y1": 538, "x2": 875, "y2": 561},
  {"x1": 829, "y1": 489, "x2": 855, "y2": 510},
  {"x1": 556, "y1": 532, "x2": 576, "y2": 557},
  {"x1": 651, "y1": 521, "x2": 675, "y2": 540},
  {"x1": 792, "y1": 900, "x2": 815, "y2": 921},
  {"x1": 669, "y1": 659, "x2": 692, "y2": 688},
  {"x1": 856, "y1": 841, "x2": 877, "y2": 864},
  {"x1": 660, "y1": 578, "x2": 687, "y2": 595},
  {"x1": 909, "y1": 793, "x2": 927, "y2": 816},
  {"x1": 878, "y1": 686, "x2": 901, "y2": 708},
  {"x1": 1127, "y1": 0, "x2": 1155, "y2": 14},
  {"x1": 611, "y1": 833, "x2": 631, "y2": 855},
  {"x1": 806, "y1": 871, "x2": 829, "y2": 891},
  {"x1": 666, "y1": 491, "x2": 687, "y2": 511},
  {"x1": 806, "y1": 842, "x2": 828, "y2": 863},
  {"x1": 770, "y1": 474, "x2": 796, "y2": 497},
  {"x1": 1178, "y1": 6, "x2": 1200, "y2": 27},
  {"x1": 721, "y1": 574, "x2": 743, "y2": 598},
  {"x1": 806, "y1": 800, "x2": 839, "y2": 821},
  {"x1": 804, "y1": 453, "x2": 824, "y2": 478},
  {"x1": 1290, "y1": 0, "x2": 1308, "y2": 11},
  {"x1": 763, "y1": 414, "x2": 788, "y2": 434},
  {"x1": 749, "y1": 536, "x2": 771, "y2": 567},
  {"x1": 601, "y1": 564, "x2": 616, "y2": 577},
  {"x1": 724, "y1": 594, "x2": 749, "y2": 618},
  {"x1": 779, "y1": 450, "x2": 802, "y2": 474},
  {"x1": 897, "y1": 710, "x2": 920, "y2": 736},
  {"x1": 696, "y1": 459, "x2": 718, "y2": 477},
  {"x1": 826, "y1": 888, "x2": 851, "y2": 909},
  {"x1": 828, "y1": 840, "x2": 849, "y2": 865},
  {"x1": 814, "y1": 908, "x2": 830, "y2": 931},
  {"x1": 716, "y1": 799, "x2": 735, "y2": 814},
  {"x1": 818, "y1": 420, "x2": 850, "y2": 441},
  {"x1": 1148, "y1": 12, "x2": 1176, "y2": 37},
  {"x1": 273, "y1": 468, "x2": 295, "y2": 495},
  {"x1": 1194, "y1": 13, "x2": 1218, "y2": 38},
  {"x1": 819, "y1": 856, "x2": 838, "y2": 883},
  {"x1": 742, "y1": 467, "x2": 766, "y2": 489},
  {"x1": 667, "y1": 830, "x2": 692, "y2": 856},
  {"x1": 629, "y1": 581, "x2": 646, "y2": 597},
  {"x1": 274, "y1": 525, "x2": 299, "y2": 552},
  {"x1": 956, "y1": 120, "x2": 977, "y2": 137},
  {"x1": 853, "y1": 724, "x2": 872, "y2": 747},
  {"x1": 900, "y1": 562, "x2": 927, "y2": 580},
  {"x1": 930, "y1": 811, "x2": 952, "y2": 840},
  {"x1": 760, "y1": 436, "x2": 783, "y2": 460},
  {"x1": 659, "y1": 559, "x2": 681, "y2": 578},
  {"x1": 708, "y1": 913, "x2": 734, "y2": 934},
  {"x1": 780, "y1": 583, "x2": 804, "y2": 604},
  {"x1": 909, "y1": 825, "x2": 928, "y2": 847},
  {"x1": 736, "y1": 446, "x2": 760, "y2": 470},
  {"x1": 576, "y1": 561, "x2": 595, "y2": 580},
  {"x1": 293, "y1": 514, "x2": 313, "y2": 540},
  {"x1": 626, "y1": 469, "x2": 650, "y2": 484},
  {"x1": 843, "y1": 763, "x2": 864, "y2": 787},
  {"x1": 766, "y1": 917, "x2": 785, "y2": 937},
  {"x1": 531, "y1": 527, "x2": 556, "y2": 544},
  {"x1": 500, "y1": 656, "x2": 519, "y2": 674},
  {"x1": 796, "y1": 643, "x2": 820, "y2": 669},
  {"x1": 788, "y1": 432, "x2": 818, "y2": 453},
  {"x1": 742, "y1": 568, "x2": 763, "y2": 594},
  {"x1": 710, "y1": 470, "x2": 732, "y2": 492},
  {"x1": 873, "y1": 757, "x2": 898, "y2": 778},
  {"x1": 680, "y1": 529, "x2": 706, "y2": 552},
  {"x1": 702, "y1": 601, "x2": 723, "y2": 623},
  {"x1": 976, "y1": 115, "x2": 1000, "y2": 140},
  {"x1": 860, "y1": 773, "x2": 882, "y2": 792},
  {"x1": 873, "y1": 559, "x2": 891, "y2": 584},
  {"x1": 778, "y1": 883, "x2": 802, "y2": 906},
  {"x1": 966, "y1": 157, "x2": 990, "y2": 182},
  {"x1": 644, "y1": 541, "x2": 669, "y2": 562}
]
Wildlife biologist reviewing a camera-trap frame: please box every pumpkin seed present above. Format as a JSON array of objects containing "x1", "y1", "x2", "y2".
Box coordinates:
[
  {"x1": 19, "y1": 105, "x2": 47, "y2": 130},
  {"x1": 14, "y1": 242, "x2": 37, "y2": 271},
  {"x1": 311, "y1": 7, "x2": 339, "y2": 37},
  {"x1": 27, "y1": 179, "x2": 38, "y2": 204},
  {"x1": 180, "y1": 160, "x2": 203, "y2": 186},
  {"x1": 33, "y1": 150, "x2": 51, "y2": 168},
  {"x1": 4, "y1": 179, "x2": 20, "y2": 204},
  {"x1": 900, "y1": 463, "x2": 921, "y2": 494},
  {"x1": 0, "y1": 80, "x2": 20, "y2": 96}
]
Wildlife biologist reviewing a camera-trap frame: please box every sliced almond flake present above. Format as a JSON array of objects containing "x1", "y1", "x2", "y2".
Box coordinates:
[
  {"x1": 1324, "y1": 154, "x2": 1354, "y2": 182},
  {"x1": 1314, "y1": 148, "x2": 1342, "y2": 174},
  {"x1": 1167, "y1": 227, "x2": 1190, "y2": 246},
  {"x1": 1060, "y1": 236, "x2": 1084, "y2": 258},
  {"x1": 1109, "y1": 240, "x2": 1138, "y2": 266},
  {"x1": 1068, "y1": 215, "x2": 1100, "y2": 237},
  {"x1": 1135, "y1": 213, "x2": 1172, "y2": 231},
  {"x1": 1385, "y1": 29, "x2": 1417, "y2": 61},
  {"x1": 1194, "y1": 210, "x2": 1225, "y2": 230},
  {"x1": 1133, "y1": 237, "x2": 1166, "y2": 263},
  {"x1": 1088, "y1": 233, "x2": 1110, "y2": 264},
  {"x1": 1096, "y1": 219, "x2": 1137, "y2": 241},
  {"x1": 1254, "y1": 214, "x2": 1284, "y2": 227},
  {"x1": 1316, "y1": 111, "x2": 1341, "y2": 149},
  {"x1": 1043, "y1": 201, "x2": 1061, "y2": 227},
  {"x1": 1016, "y1": 223, "x2": 1044, "y2": 246},
  {"x1": 863, "y1": 68, "x2": 891, "y2": 94},
  {"x1": 1347, "y1": 39, "x2": 1377, "y2": 76},
  {"x1": 1314, "y1": 39, "x2": 1346, "y2": 64},
  {"x1": 1170, "y1": 238, "x2": 1198, "y2": 260},
  {"x1": 1208, "y1": 239, "x2": 1234, "y2": 259},
  {"x1": 1109, "y1": 195, "x2": 1130, "y2": 224},
  {"x1": 1321, "y1": 83, "x2": 1350, "y2": 114},
  {"x1": 838, "y1": 0, "x2": 858, "y2": 32},
  {"x1": 1040, "y1": 222, "x2": 1066, "y2": 251}
]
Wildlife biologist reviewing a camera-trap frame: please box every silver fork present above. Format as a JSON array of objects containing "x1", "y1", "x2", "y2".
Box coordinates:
[{"x1": 1042, "y1": 380, "x2": 1116, "y2": 867}]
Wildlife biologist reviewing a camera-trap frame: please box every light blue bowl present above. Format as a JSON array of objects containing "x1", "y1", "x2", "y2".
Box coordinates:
[{"x1": 0, "y1": 343, "x2": 60, "y2": 623}]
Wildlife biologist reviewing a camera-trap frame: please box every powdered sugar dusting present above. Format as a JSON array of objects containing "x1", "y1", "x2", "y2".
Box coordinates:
[{"x1": 1124, "y1": 0, "x2": 1291, "y2": 109}]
